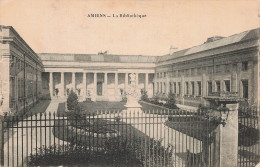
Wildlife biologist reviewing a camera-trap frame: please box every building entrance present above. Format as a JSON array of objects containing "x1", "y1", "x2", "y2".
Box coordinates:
[{"x1": 97, "y1": 82, "x2": 103, "y2": 96}]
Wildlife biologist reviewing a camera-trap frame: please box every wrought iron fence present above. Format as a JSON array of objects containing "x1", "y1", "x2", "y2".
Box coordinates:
[
  {"x1": 238, "y1": 107, "x2": 260, "y2": 167},
  {"x1": 1, "y1": 109, "x2": 217, "y2": 167}
]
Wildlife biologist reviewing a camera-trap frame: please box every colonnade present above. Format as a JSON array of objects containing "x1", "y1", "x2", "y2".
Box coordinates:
[{"x1": 49, "y1": 72, "x2": 153, "y2": 101}]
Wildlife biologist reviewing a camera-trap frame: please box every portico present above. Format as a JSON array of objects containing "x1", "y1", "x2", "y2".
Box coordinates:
[
  {"x1": 48, "y1": 71, "x2": 154, "y2": 101},
  {"x1": 40, "y1": 53, "x2": 156, "y2": 102}
]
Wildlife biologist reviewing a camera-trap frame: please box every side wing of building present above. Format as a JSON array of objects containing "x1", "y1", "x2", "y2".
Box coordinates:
[
  {"x1": 0, "y1": 26, "x2": 44, "y2": 114},
  {"x1": 154, "y1": 28, "x2": 260, "y2": 108}
]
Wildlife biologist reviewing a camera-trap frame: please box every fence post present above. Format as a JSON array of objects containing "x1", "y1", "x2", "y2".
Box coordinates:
[
  {"x1": 0, "y1": 114, "x2": 4, "y2": 166},
  {"x1": 204, "y1": 97, "x2": 241, "y2": 167}
]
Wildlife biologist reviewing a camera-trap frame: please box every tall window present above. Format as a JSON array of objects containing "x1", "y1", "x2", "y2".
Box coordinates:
[
  {"x1": 185, "y1": 69, "x2": 189, "y2": 76},
  {"x1": 242, "y1": 61, "x2": 248, "y2": 71},
  {"x1": 169, "y1": 82, "x2": 172, "y2": 93},
  {"x1": 164, "y1": 82, "x2": 166, "y2": 93},
  {"x1": 197, "y1": 81, "x2": 202, "y2": 96},
  {"x1": 224, "y1": 64, "x2": 230, "y2": 73},
  {"x1": 207, "y1": 66, "x2": 213, "y2": 74},
  {"x1": 191, "y1": 82, "x2": 195, "y2": 96},
  {"x1": 216, "y1": 65, "x2": 221, "y2": 73},
  {"x1": 207, "y1": 81, "x2": 212, "y2": 95},
  {"x1": 178, "y1": 82, "x2": 181, "y2": 95},
  {"x1": 215, "y1": 81, "x2": 221, "y2": 92},
  {"x1": 191, "y1": 68, "x2": 195, "y2": 75},
  {"x1": 174, "y1": 82, "x2": 176, "y2": 93},
  {"x1": 185, "y1": 82, "x2": 189, "y2": 95},
  {"x1": 242, "y1": 80, "x2": 248, "y2": 98},
  {"x1": 197, "y1": 68, "x2": 202, "y2": 75},
  {"x1": 224, "y1": 80, "x2": 230, "y2": 92}
]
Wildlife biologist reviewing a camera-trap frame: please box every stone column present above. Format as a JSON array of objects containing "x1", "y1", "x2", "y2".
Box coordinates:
[
  {"x1": 204, "y1": 98, "x2": 240, "y2": 167},
  {"x1": 145, "y1": 73, "x2": 149, "y2": 91},
  {"x1": 93, "y1": 72, "x2": 97, "y2": 100},
  {"x1": 219, "y1": 103, "x2": 239, "y2": 167},
  {"x1": 72, "y1": 72, "x2": 75, "y2": 92},
  {"x1": 125, "y1": 73, "x2": 128, "y2": 90},
  {"x1": 82, "y1": 72, "x2": 86, "y2": 98},
  {"x1": 231, "y1": 64, "x2": 238, "y2": 92},
  {"x1": 49, "y1": 72, "x2": 53, "y2": 98},
  {"x1": 115, "y1": 72, "x2": 118, "y2": 97},
  {"x1": 181, "y1": 75, "x2": 184, "y2": 104},
  {"x1": 136, "y1": 73, "x2": 139, "y2": 89},
  {"x1": 60, "y1": 72, "x2": 64, "y2": 97},
  {"x1": 104, "y1": 72, "x2": 107, "y2": 97}
]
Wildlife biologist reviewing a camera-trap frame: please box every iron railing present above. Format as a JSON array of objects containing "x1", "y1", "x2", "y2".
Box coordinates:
[
  {"x1": 238, "y1": 107, "x2": 260, "y2": 167},
  {"x1": 1, "y1": 109, "x2": 217, "y2": 167}
]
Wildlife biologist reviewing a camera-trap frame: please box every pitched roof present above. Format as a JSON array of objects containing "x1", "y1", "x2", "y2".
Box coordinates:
[{"x1": 157, "y1": 28, "x2": 260, "y2": 62}]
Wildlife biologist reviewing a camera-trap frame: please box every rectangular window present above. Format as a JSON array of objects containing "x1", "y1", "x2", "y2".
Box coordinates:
[
  {"x1": 178, "y1": 82, "x2": 181, "y2": 95},
  {"x1": 242, "y1": 80, "x2": 248, "y2": 98},
  {"x1": 197, "y1": 68, "x2": 202, "y2": 75},
  {"x1": 197, "y1": 81, "x2": 202, "y2": 96},
  {"x1": 185, "y1": 69, "x2": 189, "y2": 76},
  {"x1": 224, "y1": 64, "x2": 230, "y2": 73},
  {"x1": 191, "y1": 82, "x2": 195, "y2": 95},
  {"x1": 207, "y1": 66, "x2": 213, "y2": 74},
  {"x1": 164, "y1": 82, "x2": 166, "y2": 93},
  {"x1": 185, "y1": 82, "x2": 189, "y2": 95},
  {"x1": 216, "y1": 65, "x2": 221, "y2": 73},
  {"x1": 224, "y1": 80, "x2": 230, "y2": 92},
  {"x1": 207, "y1": 81, "x2": 212, "y2": 96},
  {"x1": 164, "y1": 72, "x2": 166, "y2": 78},
  {"x1": 242, "y1": 61, "x2": 248, "y2": 71},
  {"x1": 169, "y1": 82, "x2": 172, "y2": 93},
  {"x1": 191, "y1": 68, "x2": 195, "y2": 75},
  {"x1": 174, "y1": 82, "x2": 176, "y2": 93},
  {"x1": 215, "y1": 81, "x2": 221, "y2": 93}
]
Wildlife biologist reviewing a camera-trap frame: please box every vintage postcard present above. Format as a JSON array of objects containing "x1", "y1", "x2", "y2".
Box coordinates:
[{"x1": 0, "y1": 0, "x2": 259, "y2": 166}]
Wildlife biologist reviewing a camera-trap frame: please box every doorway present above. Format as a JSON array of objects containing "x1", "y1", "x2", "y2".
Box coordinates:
[{"x1": 97, "y1": 82, "x2": 103, "y2": 96}]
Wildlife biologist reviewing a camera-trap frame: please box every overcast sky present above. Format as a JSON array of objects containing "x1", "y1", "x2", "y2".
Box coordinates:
[{"x1": 0, "y1": 0, "x2": 259, "y2": 56}]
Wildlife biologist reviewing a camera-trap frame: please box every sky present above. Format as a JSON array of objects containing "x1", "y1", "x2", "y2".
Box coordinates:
[{"x1": 0, "y1": 0, "x2": 259, "y2": 56}]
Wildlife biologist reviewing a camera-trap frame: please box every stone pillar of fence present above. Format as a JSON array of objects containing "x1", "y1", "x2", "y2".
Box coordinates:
[{"x1": 204, "y1": 96, "x2": 242, "y2": 167}]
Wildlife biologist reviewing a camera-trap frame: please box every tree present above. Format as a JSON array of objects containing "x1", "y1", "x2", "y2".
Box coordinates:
[
  {"x1": 164, "y1": 92, "x2": 177, "y2": 109},
  {"x1": 67, "y1": 90, "x2": 78, "y2": 111}
]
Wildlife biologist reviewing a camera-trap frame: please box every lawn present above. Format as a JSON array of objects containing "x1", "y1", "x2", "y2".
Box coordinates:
[
  {"x1": 165, "y1": 118, "x2": 218, "y2": 141},
  {"x1": 51, "y1": 118, "x2": 172, "y2": 167},
  {"x1": 28, "y1": 100, "x2": 51, "y2": 115}
]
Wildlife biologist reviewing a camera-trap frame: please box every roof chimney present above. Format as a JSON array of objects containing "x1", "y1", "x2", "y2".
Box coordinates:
[{"x1": 204, "y1": 36, "x2": 225, "y2": 44}]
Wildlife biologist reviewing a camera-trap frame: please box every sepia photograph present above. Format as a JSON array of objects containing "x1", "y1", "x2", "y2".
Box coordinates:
[{"x1": 0, "y1": 0, "x2": 259, "y2": 166}]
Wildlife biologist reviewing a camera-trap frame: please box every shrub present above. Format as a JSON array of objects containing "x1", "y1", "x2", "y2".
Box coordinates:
[
  {"x1": 28, "y1": 137, "x2": 174, "y2": 166},
  {"x1": 67, "y1": 90, "x2": 78, "y2": 111},
  {"x1": 164, "y1": 92, "x2": 177, "y2": 109}
]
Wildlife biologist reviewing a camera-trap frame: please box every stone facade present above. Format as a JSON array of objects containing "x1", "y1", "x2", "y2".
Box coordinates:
[
  {"x1": 154, "y1": 28, "x2": 260, "y2": 108},
  {"x1": 38, "y1": 53, "x2": 156, "y2": 102},
  {"x1": 1, "y1": 25, "x2": 260, "y2": 113},
  {"x1": 0, "y1": 26, "x2": 44, "y2": 114}
]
